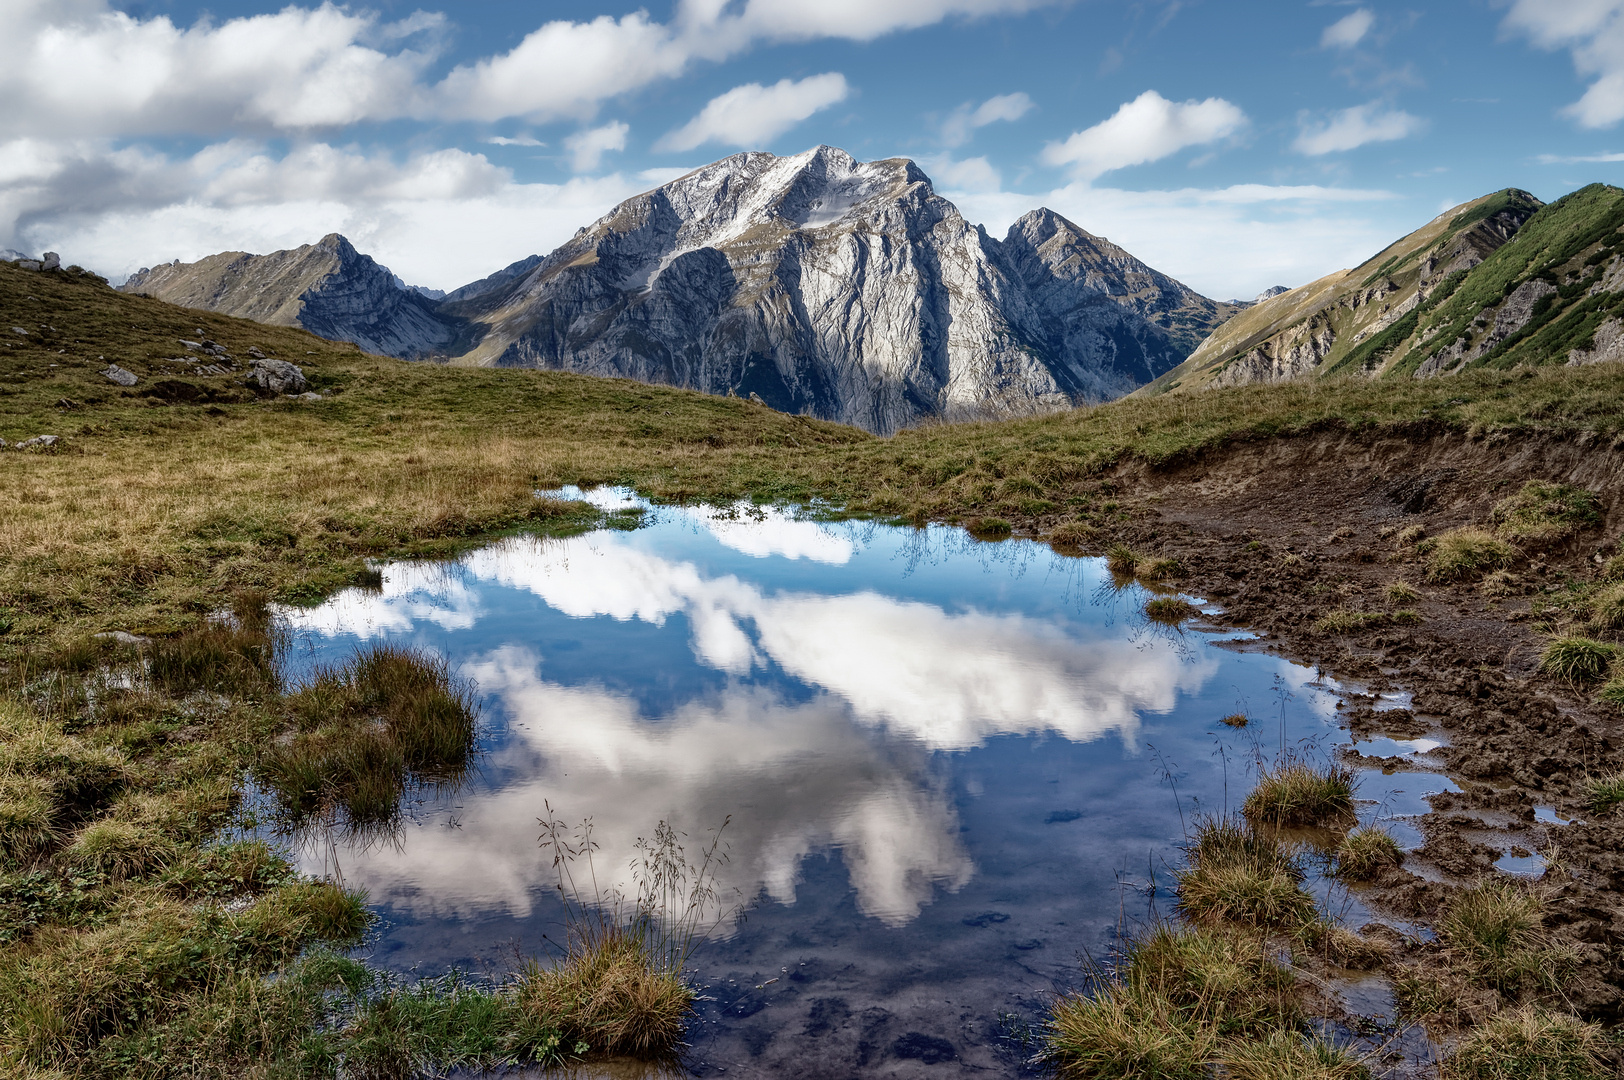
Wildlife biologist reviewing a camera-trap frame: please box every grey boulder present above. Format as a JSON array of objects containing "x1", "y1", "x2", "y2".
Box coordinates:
[
  {"x1": 102, "y1": 364, "x2": 139, "y2": 386},
  {"x1": 41, "y1": 252, "x2": 60, "y2": 271},
  {"x1": 17, "y1": 434, "x2": 59, "y2": 449},
  {"x1": 246, "y1": 358, "x2": 309, "y2": 395}
]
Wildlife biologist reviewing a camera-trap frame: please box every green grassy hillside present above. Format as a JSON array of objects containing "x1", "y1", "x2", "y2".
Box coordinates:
[{"x1": 1144, "y1": 188, "x2": 1556, "y2": 393}]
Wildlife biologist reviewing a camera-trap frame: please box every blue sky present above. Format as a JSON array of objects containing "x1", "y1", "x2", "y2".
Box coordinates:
[{"x1": 5, "y1": 0, "x2": 1624, "y2": 297}]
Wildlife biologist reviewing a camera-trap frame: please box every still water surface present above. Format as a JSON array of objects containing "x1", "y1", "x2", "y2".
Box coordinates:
[{"x1": 276, "y1": 490, "x2": 1436, "y2": 1077}]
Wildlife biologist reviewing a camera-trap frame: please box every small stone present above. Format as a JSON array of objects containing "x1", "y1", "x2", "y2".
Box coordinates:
[
  {"x1": 94, "y1": 631, "x2": 151, "y2": 647},
  {"x1": 40, "y1": 252, "x2": 60, "y2": 271},
  {"x1": 180, "y1": 339, "x2": 202, "y2": 350},
  {"x1": 10, "y1": 327, "x2": 26, "y2": 336},
  {"x1": 102, "y1": 364, "x2": 139, "y2": 386},
  {"x1": 247, "y1": 346, "x2": 267, "y2": 359},
  {"x1": 246, "y1": 357, "x2": 309, "y2": 396},
  {"x1": 298, "y1": 391, "x2": 323, "y2": 401},
  {"x1": 16, "y1": 434, "x2": 59, "y2": 449}
]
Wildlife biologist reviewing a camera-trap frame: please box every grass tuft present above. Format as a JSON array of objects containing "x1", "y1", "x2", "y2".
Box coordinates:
[
  {"x1": 65, "y1": 818, "x2": 171, "y2": 882},
  {"x1": 1176, "y1": 816, "x2": 1316, "y2": 931},
  {"x1": 1221, "y1": 1028, "x2": 1370, "y2": 1079},
  {"x1": 1335, "y1": 826, "x2": 1402, "y2": 880},
  {"x1": 1144, "y1": 597, "x2": 1200, "y2": 625},
  {"x1": 1044, "y1": 923, "x2": 1300, "y2": 1079},
  {"x1": 1139, "y1": 557, "x2": 1184, "y2": 582},
  {"x1": 1220, "y1": 713, "x2": 1249, "y2": 729},
  {"x1": 1385, "y1": 581, "x2": 1422, "y2": 604},
  {"x1": 515, "y1": 926, "x2": 692, "y2": 1059},
  {"x1": 1104, "y1": 543, "x2": 1140, "y2": 577},
  {"x1": 1490, "y1": 481, "x2": 1603, "y2": 547},
  {"x1": 1587, "y1": 583, "x2": 1624, "y2": 636},
  {"x1": 1539, "y1": 636, "x2": 1618, "y2": 684},
  {"x1": 1442, "y1": 1006, "x2": 1613, "y2": 1080},
  {"x1": 1048, "y1": 520, "x2": 1095, "y2": 549},
  {"x1": 1584, "y1": 772, "x2": 1624, "y2": 815},
  {"x1": 966, "y1": 516, "x2": 1012, "y2": 539},
  {"x1": 1419, "y1": 528, "x2": 1517, "y2": 583},
  {"x1": 1242, "y1": 759, "x2": 1356, "y2": 828},
  {"x1": 1314, "y1": 608, "x2": 1422, "y2": 634},
  {"x1": 1437, "y1": 880, "x2": 1572, "y2": 995},
  {"x1": 257, "y1": 643, "x2": 478, "y2": 828}
]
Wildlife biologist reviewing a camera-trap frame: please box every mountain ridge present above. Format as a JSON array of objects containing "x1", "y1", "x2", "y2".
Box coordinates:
[{"x1": 118, "y1": 146, "x2": 1240, "y2": 433}]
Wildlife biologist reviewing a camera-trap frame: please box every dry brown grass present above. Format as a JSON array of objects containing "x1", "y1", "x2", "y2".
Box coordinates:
[{"x1": 515, "y1": 927, "x2": 692, "y2": 1059}]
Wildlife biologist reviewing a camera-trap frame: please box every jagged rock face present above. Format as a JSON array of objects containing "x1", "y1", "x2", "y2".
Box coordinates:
[
  {"x1": 1147, "y1": 189, "x2": 1545, "y2": 395},
  {"x1": 443, "y1": 147, "x2": 1229, "y2": 433},
  {"x1": 121, "y1": 235, "x2": 460, "y2": 359}
]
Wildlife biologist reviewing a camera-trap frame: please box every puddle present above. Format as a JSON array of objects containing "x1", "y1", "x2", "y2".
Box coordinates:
[
  {"x1": 1494, "y1": 850, "x2": 1547, "y2": 877},
  {"x1": 1535, "y1": 805, "x2": 1582, "y2": 826},
  {"x1": 275, "y1": 491, "x2": 1431, "y2": 1076}
]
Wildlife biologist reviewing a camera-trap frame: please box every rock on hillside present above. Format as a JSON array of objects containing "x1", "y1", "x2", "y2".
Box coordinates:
[
  {"x1": 121, "y1": 234, "x2": 461, "y2": 359},
  {"x1": 1144, "y1": 189, "x2": 1545, "y2": 394},
  {"x1": 439, "y1": 146, "x2": 1239, "y2": 433}
]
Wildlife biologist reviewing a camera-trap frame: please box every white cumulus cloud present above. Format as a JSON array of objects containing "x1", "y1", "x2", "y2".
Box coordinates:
[
  {"x1": 656, "y1": 74, "x2": 850, "y2": 152},
  {"x1": 1, "y1": 0, "x2": 1062, "y2": 138},
  {"x1": 1041, "y1": 90, "x2": 1247, "y2": 181},
  {"x1": 1504, "y1": 0, "x2": 1624, "y2": 128},
  {"x1": 1293, "y1": 102, "x2": 1426, "y2": 155},
  {"x1": 2, "y1": 137, "x2": 656, "y2": 289},
  {"x1": 941, "y1": 92, "x2": 1034, "y2": 147},
  {"x1": 1321, "y1": 8, "x2": 1374, "y2": 49},
  {"x1": 564, "y1": 121, "x2": 630, "y2": 173}
]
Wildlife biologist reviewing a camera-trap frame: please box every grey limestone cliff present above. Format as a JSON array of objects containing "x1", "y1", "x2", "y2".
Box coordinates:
[{"x1": 441, "y1": 147, "x2": 1234, "y2": 433}]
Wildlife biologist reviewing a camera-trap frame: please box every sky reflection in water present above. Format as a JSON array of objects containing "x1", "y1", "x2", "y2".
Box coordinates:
[{"x1": 275, "y1": 492, "x2": 1377, "y2": 1072}]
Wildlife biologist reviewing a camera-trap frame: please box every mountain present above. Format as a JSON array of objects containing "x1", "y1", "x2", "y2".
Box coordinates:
[
  {"x1": 120, "y1": 234, "x2": 462, "y2": 359},
  {"x1": 121, "y1": 147, "x2": 1237, "y2": 434},
  {"x1": 1142, "y1": 189, "x2": 1546, "y2": 394},
  {"x1": 437, "y1": 147, "x2": 1241, "y2": 432}
]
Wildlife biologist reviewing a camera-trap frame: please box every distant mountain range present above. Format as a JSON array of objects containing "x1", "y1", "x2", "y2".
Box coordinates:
[
  {"x1": 1140, "y1": 185, "x2": 1624, "y2": 394},
  {"x1": 120, "y1": 146, "x2": 1244, "y2": 434}
]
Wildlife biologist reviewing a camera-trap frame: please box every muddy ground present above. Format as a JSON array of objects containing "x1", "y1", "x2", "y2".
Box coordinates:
[{"x1": 1070, "y1": 425, "x2": 1624, "y2": 1026}]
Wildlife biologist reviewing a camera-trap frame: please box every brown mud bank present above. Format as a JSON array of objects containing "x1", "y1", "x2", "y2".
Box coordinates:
[{"x1": 1072, "y1": 424, "x2": 1624, "y2": 1023}]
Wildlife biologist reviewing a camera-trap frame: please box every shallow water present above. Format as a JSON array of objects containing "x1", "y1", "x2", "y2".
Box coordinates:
[{"x1": 276, "y1": 490, "x2": 1446, "y2": 1077}]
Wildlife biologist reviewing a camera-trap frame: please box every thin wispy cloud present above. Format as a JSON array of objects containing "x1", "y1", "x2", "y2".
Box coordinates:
[{"x1": 1294, "y1": 102, "x2": 1425, "y2": 155}]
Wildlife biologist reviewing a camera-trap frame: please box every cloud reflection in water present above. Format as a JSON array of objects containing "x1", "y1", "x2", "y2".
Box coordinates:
[{"x1": 281, "y1": 524, "x2": 1220, "y2": 927}]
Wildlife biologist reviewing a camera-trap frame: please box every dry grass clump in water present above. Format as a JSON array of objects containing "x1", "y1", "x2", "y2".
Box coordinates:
[
  {"x1": 1489, "y1": 481, "x2": 1602, "y2": 548},
  {"x1": 1419, "y1": 528, "x2": 1517, "y2": 583},
  {"x1": 515, "y1": 927, "x2": 691, "y2": 1059},
  {"x1": 1176, "y1": 816, "x2": 1316, "y2": 931},
  {"x1": 1220, "y1": 713, "x2": 1249, "y2": 728},
  {"x1": 1539, "y1": 636, "x2": 1617, "y2": 684},
  {"x1": 1144, "y1": 596, "x2": 1199, "y2": 626},
  {"x1": 1242, "y1": 758, "x2": 1356, "y2": 828},
  {"x1": 1335, "y1": 826, "x2": 1402, "y2": 880},
  {"x1": 1440, "y1": 1006, "x2": 1615, "y2": 1080},
  {"x1": 1138, "y1": 556, "x2": 1183, "y2": 582},
  {"x1": 1044, "y1": 923, "x2": 1366, "y2": 1079},
  {"x1": 1104, "y1": 544, "x2": 1140, "y2": 576},
  {"x1": 257, "y1": 643, "x2": 478, "y2": 827}
]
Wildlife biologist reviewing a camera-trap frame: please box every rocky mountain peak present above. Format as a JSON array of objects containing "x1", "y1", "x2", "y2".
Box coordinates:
[{"x1": 118, "y1": 146, "x2": 1236, "y2": 433}]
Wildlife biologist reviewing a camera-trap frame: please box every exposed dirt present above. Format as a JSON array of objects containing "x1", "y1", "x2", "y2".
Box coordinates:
[{"x1": 1063, "y1": 424, "x2": 1624, "y2": 1024}]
